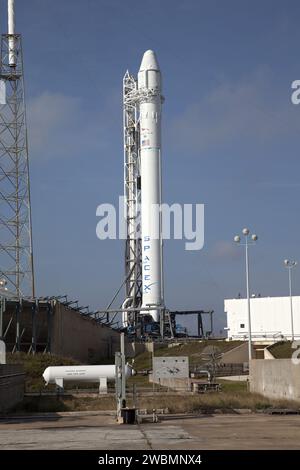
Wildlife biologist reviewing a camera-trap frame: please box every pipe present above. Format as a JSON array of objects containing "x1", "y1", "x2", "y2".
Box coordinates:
[
  {"x1": 121, "y1": 297, "x2": 131, "y2": 328},
  {"x1": 198, "y1": 370, "x2": 212, "y2": 382},
  {"x1": 8, "y1": 0, "x2": 16, "y2": 67}
]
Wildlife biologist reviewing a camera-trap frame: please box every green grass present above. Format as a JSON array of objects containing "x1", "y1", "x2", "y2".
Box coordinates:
[
  {"x1": 154, "y1": 340, "x2": 244, "y2": 362},
  {"x1": 219, "y1": 380, "x2": 248, "y2": 393},
  {"x1": 132, "y1": 340, "x2": 244, "y2": 372},
  {"x1": 268, "y1": 341, "x2": 294, "y2": 359},
  {"x1": 6, "y1": 342, "x2": 300, "y2": 416},
  {"x1": 11, "y1": 396, "x2": 116, "y2": 414},
  {"x1": 10, "y1": 388, "x2": 300, "y2": 415},
  {"x1": 127, "y1": 374, "x2": 150, "y2": 387},
  {"x1": 6, "y1": 340, "x2": 243, "y2": 392},
  {"x1": 131, "y1": 350, "x2": 152, "y2": 372},
  {"x1": 7, "y1": 352, "x2": 119, "y2": 392},
  {"x1": 7, "y1": 353, "x2": 81, "y2": 392}
]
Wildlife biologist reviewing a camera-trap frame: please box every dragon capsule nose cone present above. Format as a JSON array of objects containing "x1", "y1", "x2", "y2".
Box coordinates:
[{"x1": 139, "y1": 49, "x2": 160, "y2": 72}]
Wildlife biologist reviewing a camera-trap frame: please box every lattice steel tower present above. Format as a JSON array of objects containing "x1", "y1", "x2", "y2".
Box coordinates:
[
  {"x1": 122, "y1": 71, "x2": 142, "y2": 327},
  {"x1": 0, "y1": 0, "x2": 34, "y2": 297}
]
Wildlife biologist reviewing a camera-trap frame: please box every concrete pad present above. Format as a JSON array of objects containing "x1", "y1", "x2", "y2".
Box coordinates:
[{"x1": 0, "y1": 413, "x2": 299, "y2": 450}]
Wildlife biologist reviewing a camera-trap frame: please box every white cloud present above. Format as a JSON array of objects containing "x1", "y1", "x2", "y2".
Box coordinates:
[
  {"x1": 168, "y1": 69, "x2": 299, "y2": 153},
  {"x1": 27, "y1": 92, "x2": 81, "y2": 159},
  {"x1": 257, "y1": 181, "x2": 300, "y2": 189},
  {"x1": 27, "y1": 91, "x2": 118, "y2": 161},
  {"x1": 211, "y1": 241, "x2": 242, "y2": 260}
]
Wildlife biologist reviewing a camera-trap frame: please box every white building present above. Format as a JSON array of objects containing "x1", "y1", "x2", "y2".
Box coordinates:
[{"x1": 224, "y1": 296, "x2": 300, "y2": 343}]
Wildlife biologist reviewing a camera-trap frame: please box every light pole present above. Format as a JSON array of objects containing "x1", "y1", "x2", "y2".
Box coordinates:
[
  {"x1": 284, "y1": 259, "x2": 297, "y2": 342},
  {"x1": 234, "y1": 228, "x2": 258, "y2": 361}
]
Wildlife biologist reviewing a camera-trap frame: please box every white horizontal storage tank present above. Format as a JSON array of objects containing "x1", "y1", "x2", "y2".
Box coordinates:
[
  {"x1": 43, "y1": 364, "x2": 134, "y2": 385},
  {"x1": 224, "y1": 296, "x2": 300, "y2": 342}
]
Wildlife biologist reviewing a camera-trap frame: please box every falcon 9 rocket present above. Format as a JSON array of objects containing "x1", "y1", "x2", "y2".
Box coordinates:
[{"x1": 138, "y1": 50, "x2": 164, "y2": 322}]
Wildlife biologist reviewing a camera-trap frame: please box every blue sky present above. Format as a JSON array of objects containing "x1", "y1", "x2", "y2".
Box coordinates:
[{"x1": 2, "y1": 0, "x2": 300, "y2": 333}]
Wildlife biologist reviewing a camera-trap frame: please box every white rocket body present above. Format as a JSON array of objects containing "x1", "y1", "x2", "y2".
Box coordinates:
[
  {"x1": 138, "y1": 50, "x2": 164, "y2": 322},
  {"x1": 8, "y1": 0, "x2": 16, "y2": 67},
  {"x1": 42, "y1": 364, "x2": 134, "y2": 385}
]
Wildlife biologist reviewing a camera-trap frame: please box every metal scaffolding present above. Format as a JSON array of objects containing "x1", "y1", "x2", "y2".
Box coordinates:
[
  {"x1": 0, "y1": 33, "x2": 34, "y2": 297},
  {"x1": 0, "y1": 296, "x2": 53, "y2": 354},
  {"x1": 122, "y1": 71, "x2": 142, "y2": 326}
]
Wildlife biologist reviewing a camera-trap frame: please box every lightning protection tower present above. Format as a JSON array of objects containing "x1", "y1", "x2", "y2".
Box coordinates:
[{"x1": 0, "y1": 0, "x2": 34, "y2": 297}]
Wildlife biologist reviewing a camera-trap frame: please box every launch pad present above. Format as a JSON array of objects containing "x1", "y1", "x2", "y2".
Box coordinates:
[{"x1": 95, "y1": 306, "x2": 214, "y2": 340}]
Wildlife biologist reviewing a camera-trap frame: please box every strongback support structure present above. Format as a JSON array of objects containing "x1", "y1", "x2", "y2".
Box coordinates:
[
  {"x1": 0, "y1": 32, "x2": 34, "y2": 297},
  {"x1": 122, "y1": 72, "x2": 142, "y2": 327}
]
